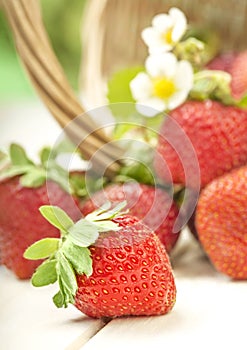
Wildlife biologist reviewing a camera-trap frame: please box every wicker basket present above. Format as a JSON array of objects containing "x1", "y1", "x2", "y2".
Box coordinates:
[
  {"x1": 80, "y1": 0, "x2": 247, "y2": 109},
  {"x1": 2, "y1": 0, "x2": 247, "y2": 176}
]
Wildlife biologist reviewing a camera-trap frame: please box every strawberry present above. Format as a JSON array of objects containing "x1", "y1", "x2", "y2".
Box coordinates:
[
  {"x1": 206, "y1": 52, "x2": 236, "y2": 73},
  {"x1": 154, "y1": 100, "x2": 247, "y2": 188},
  {"x1": 81, "y1": 182, "x2": 180, "y2": 253},
  {"x1": 195, "y1": 165, "x2": 247, "y2": 280},
  {"x1": 207, "y1": 51, "x2": 247, "y2": 100},
  {"x1": 24, "y1": 202, "x2": 176, "y2": 318},
  {"x1": 0, "y1": 144, "x2": 81, "y2": 279},
  {"x1": 229, "y1": 50, "x2": 247, "y2": 99}
]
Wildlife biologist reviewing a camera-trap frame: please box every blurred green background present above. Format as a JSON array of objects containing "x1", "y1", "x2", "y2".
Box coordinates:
[{"x1": 0, "y1": 0, "x2": 87, "y2": 102}]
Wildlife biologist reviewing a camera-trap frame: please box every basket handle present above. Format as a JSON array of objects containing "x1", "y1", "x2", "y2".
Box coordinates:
[{"x1": 2, "y1": 0, "x2": 123, "y2": 177}]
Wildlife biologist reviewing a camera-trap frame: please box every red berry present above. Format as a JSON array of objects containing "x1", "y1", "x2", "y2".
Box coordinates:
[
  {"x1": 207, "y1": 51, "x2": 247, "y2": 100},
  {"x1": 0, "y1": 177, "x2": 81, "y2": 279},
  {"x1": 81, "y1": 183, "x2": 180, "y2": 253},
  {"x1": 195, "y1": 166, "x2": 247, "y2": 280},
  {"x1": 75, "y1": 215, "x2": 176, "y2": 318},
  {"x1": 207, "y1": 52, "x2": 236, "y2": 73},
  {"x1": 154, "y1": 100, "x2": 247, "y2": 188},
  {"x1": 229, "y1": 50, "x2": 247, "y2": 99}
]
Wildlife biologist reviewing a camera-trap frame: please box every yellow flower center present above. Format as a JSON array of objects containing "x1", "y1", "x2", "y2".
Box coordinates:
[
  {"x1": 153, "y1": 77, "x2": 176, "y2": 99},
  {"x1": 163, "y1": 28, "x2": 173, "y2": 45}
]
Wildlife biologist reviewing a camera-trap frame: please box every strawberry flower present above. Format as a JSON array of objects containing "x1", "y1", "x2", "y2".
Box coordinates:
[
  {"x1": 142, "y1": 8, "x2": 187, "y2": 54},
  {"x1": 130, "y1": 53, "x2": 193, "y2": 116}
]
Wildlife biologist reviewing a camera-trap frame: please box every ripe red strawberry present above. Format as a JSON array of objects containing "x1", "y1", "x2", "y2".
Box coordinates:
[
  {"x1": 0, "y1": 144, "x2": 81, "y2": 279},
  {"x1": 229, "y1": 50, "x2": 247, "y2": 99},
  {"x1": 81, "y1": 183, "x2": 180, "y2": 253},
  {"x1": 154, "y1": 100, "x2": 247, "y2": 188},
  {"x1": 24, "y1": 203, "x2": 176, "y2": 318},
  {"x1": 207, "y1": 51, "x2": 247, "y2": 100},
  {"x1": 195, "y1": 165, "x2": 247, "y2": 280},
  {"x1": 206, "y1": 52, "x2": 236, "y2": 73}
]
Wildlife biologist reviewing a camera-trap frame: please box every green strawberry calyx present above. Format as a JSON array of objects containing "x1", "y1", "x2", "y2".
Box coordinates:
[
  {"x1": 0, "y1": 143, "x2": 78, "y2": 193},
  {"x1": 24, "y1": 201, "x2": 127, "y2": 308},
  {"x1": 190, "y1": 70, "x2": 247, "y2": 108}
]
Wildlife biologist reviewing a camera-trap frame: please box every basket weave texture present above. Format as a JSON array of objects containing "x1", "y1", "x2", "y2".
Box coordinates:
[{"x1": 3, "y1": 0, "x2": 247, "y2": 175}]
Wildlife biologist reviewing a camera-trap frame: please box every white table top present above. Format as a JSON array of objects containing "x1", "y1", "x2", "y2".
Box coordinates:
[{"x1": 1, "y1": 99, "x2": 247, "y2": 350}]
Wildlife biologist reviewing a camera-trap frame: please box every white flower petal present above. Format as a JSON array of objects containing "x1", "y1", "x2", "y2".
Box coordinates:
[
  {"x1": 130, "y1": 73, "x2": 153, "y2": 101},
  {"x1": 136, "y1": 97, "x2": 166, "y2": 117},
  {"x1": 152, "y1": 13, "x2": 173, "y2": 32},
  {"x1": 148, "y1": 43, "x2": 173, "y2": 55},
  {"x1": 167, "y1": 90, "x2": 188, "y2": 110},
  {"x1": 142, "y1": 28, "x2": 172, "y2": 54},
  {"x1": 169, "y1": 7, "x2": 187, "y2": 42},
  {"x1": 141, "y1": 27, "x2": 159, "y2": 47},
  {"x1": 145, "y1": 53, "x2": 178, "y2": 78},
  {"x1": 174, "y1": 60, "x2": 194, "y2": 90}
]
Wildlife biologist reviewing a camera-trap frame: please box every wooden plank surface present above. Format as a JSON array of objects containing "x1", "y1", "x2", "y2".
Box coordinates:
[{"x1": 0, "y1": 266, "x2": 102, "y2": 350}]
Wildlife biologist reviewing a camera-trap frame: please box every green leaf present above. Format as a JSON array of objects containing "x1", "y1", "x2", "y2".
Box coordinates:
[
  {"x1": 238, "y1": 94, "x2": 247, "y2": 108},
  {"x1": 0, "y1": 165, "x2": 33, "y2": 182},
  {"x1": 20, "y1": 168, "x2": 46, "y2": 188},
  {"x1": 24, "y1": 238, "x2": 60, "y2": 260},
  {"x1": 107, "y1": 66, "x2": 144, "y2": 119},
  {"x1": 40, "y1": 147, "x2": 52, "y2": 167},
  {"x1": 107, "y1": 66, "x2": 144, "y2": 104},
  {"x1": 190, "y1": 70, "x2": 235, "y2": 105},
  {"x1": 68, "y1": 219, "x2": 99, "y2": 247},
  {"x1": 87, "y1": 201, "x2": 127, "y2": 222},
  {"x1": 118, "y1": 162, "x2": 155, "y2": 186},
  {"x1": 94, "y1": 220, "x2": 121, "y2": 232},
  {"x1": 39, "y1": 206, "x2": 74, "y2": 232},
  {"x1": 53, "y1": 290, "x2": 64, "y2": 308},
  {"x1": 57, "y1": 252, "x2": 77, "y2": 299},
  {"x1": 62, "y1": 240, "x2": 92, "y2": 277},
  {"x1": 87, "y1": 201, "x2": 111, "y2": 218},
  {"x1": 69, "y1": 172, "x2": 87, "y2": 198},
  {"x1": 31, "y1": 259, "x2": 57, "y2": 287},
  {"x1": 46, "y1": 159, "x2": 71, "y2": 193},
  {"x1": 57, "y1": 274, "x2": 73, "y2": 307},
  {"x1": 0, "y1": 150, "x2": 8, "y2": 162},
  {"x1": 10, "y1": 143, "x2": 34, "y2": 166}
]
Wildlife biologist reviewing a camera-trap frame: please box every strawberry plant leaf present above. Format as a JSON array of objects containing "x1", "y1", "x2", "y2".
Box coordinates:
[
  {"x1": 62, "y1": 241, "x2": 92, "y2": 277},
  {"x1": 107, "y1": 66, "x2": 144, "y2": 119},
  {"x1": 94, "y1": 220, "x2": 121, "y2": 232},
  {"x1": 107, "y1": 66, "x2": 144, "y2": 105},
  {"x1": 0, "y1": 165, "x2": 34, "y2": 182},
  {"x1": 40, "y1": 147, "x2": 52, "y2": 167},
  {"x1": 190, "y1": 70, "x2": 235, "y2": 105},
  {"x1": 57, "y1": 252, "x2": 77, "y2": 303},
  {"x1": 0, "y1": 150, "x2": 7, "y2": 161},
  {"x1": 238, "y1": 94, "x2": 247, "y2": 108},
  {"x1": 53, "y1": 290, "x2": 64, "y2": 308},
  {"x1": 46, "y1": 159, "x2": 71, "y2": 193},
  {"x1": 31, "y1": 259, "x2": 57, "y2": 287},
  {"x1": 84, "y1": 201, "x2": 112, "y2": 221},
  {"x1": 88, "y1": 200, "x2": 127, "y2": 222},
  {"x1": 69, "y1": 172, "x2": 87, "y2": 197},
  {"x1": 20, "y1": 168, "x2": 46, "y2": 188},
  {"x1": 39, "y1": 205, "x2": 74, "y2": 233},
  {"x1": 10, "y1": 143, "x2": 34, "y2": 166},
  {"x1": 117, "y1": 162, "x2": 155, "y2": 186},
  {"x1": 68, "y1": 219, "x2": 99, "y2": 247},
  {"x1": 24, "y1": 238, "x2": 60, "y2": 260}
]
